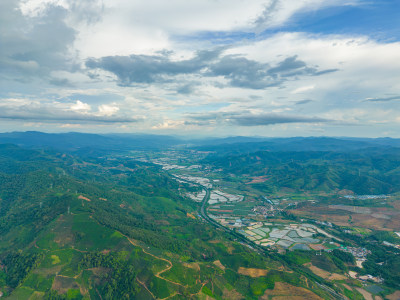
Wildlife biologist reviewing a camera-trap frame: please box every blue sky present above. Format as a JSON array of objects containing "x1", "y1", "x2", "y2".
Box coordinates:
[
  {"x1": 283, "y1": 1, "x2": 400, "y2": 41},
  {"x1": 0, "y1": 0, "x2": 399, "y2": 137}
]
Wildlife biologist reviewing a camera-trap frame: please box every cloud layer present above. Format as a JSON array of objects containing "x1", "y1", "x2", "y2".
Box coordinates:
[
  {"x1": 86, "y1": 50, "x2": 336, "y2": 89},
  {"x1": 0, "y1": 0, "x2": 399, "y2": 137}
]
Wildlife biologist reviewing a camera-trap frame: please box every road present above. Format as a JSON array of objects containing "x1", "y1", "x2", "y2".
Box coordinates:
[
  {"x1": 197, "y1": 188, "x2": 344, "y2": 300},
  {"x1": 198, "y1": 188, "x2": 268, "y2": 254}
]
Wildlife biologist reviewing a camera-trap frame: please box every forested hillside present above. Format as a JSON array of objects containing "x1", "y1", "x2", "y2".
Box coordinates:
[
  {"x1": 203, "y1": 149, "x2": 400, "y2": 194},
  {"x1": 0, "y1": 144, "x2": 337, "y2": 299}
]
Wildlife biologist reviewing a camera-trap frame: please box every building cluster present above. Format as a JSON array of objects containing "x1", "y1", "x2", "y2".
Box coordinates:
[
  {"x1": 344, "y1": 194, "x2": 388, "y2": 200},
  {"x1": 186, "y1": 189, "x2": 206, "y2": 202},
  {"x1": 252, "y1": 205, "x2": 275, "y2": 217},
  {"x1": 315, "y1": 220, "x2": 333, "y2": 227},
  {"x1": 342, "y1": 246, "x2": 371, "y2": 260}
]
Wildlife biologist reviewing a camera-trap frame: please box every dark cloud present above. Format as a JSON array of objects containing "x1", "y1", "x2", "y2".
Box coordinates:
[
  {"x1": 176, "y1": 83, "x2": 197, "y2": 95},
  {"x1": 188, "y1": 111, "x2": 330, "y2": 126},
  {"x1": 267, "y1": 55, "x2": 308, "y2": 76},
  {"x1": 49, "y1": 78, "x2": 73, "y2": 87},
  {"x1": 267, "y1": 56, "x2": 338, "y2": 77},
  {"x1": 229, "y1": 113, "x2": 329, "y2": 126},
  {"x1": 209, "y1": 55, "x2": 337, "y2": 89},
  {"x1": 86, "y1": 49, "x2": 223, "y2": 86},
  {"x1": 363, "y1": 96, "x2": 400, "y2": 102},
  {"x1": 86, "y1": 50, "x2": 337, "y2": 90},
  {"x1": 206, "y1": 55, "x2": 281, "y2": 89},
  {"x1": 295, "y1": 99, "x2": 313, "y2": 105}
]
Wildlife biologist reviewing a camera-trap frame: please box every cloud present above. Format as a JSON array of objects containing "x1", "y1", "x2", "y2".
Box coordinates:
[
  {"x1": 295, "y1": 99, "x2": 314, "y2": 105},
  {"x1": 208, "y1": 55, "x2": 337, "y2": 89},
  {"x1": 86, "y1": 50, "x2": 336, "y2": 89},
  {"x1": 188, "y1": 111, "x2": 330, "y2": 126},
  {"x1": 85, "y1": 48, "x2": 222, "y2": 86},
  {"x1": 70, "y1": 100, "x2": 91, "y2": 112},
  {"x1": 206, "y1": 55, "x2": 278, "y2": 89},
  {"x1": 229, "y1": 113, "x2": 329, "y2": 126},
  {"x1": 98, "y1": 104, "x2": 120, "y2": 116},
  {"x1": 0, "y1": 0, "x2": 77, "y2": 84},
  {"x1": 291, "y1": 85, "x2": 315, "y2": 94},
  {"x1": 0, "y1": 99, "x2": 139, "y2": 123},
  {"x1": 176, "y1": 83, "x2": 198, "y2": 95},
  {"x1": 363, "y1": 96, "x2": 400, "y2": 102},
  {"x1": 0, "y1": 0, "x2": 399, "y2": 136}
]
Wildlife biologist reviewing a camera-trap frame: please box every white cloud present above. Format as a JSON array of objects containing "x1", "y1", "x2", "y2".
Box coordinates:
[
  {"x1": 291, "y1": 85, "x2": 315, "y2": 94},
  {"x1": 0, "y1": 0, "x2": 399, "y2": 136},
  {"x1": 97, "y1": 103, "x2": 119, "y2": 116},
  {"x1": 61, "y1": 0, "x2": 361, "y2": 58},
  {"x1": 152, "y1": 119, "x2": 185, "y2": 129},
  {"x1": 70, "y1": 100, "x2": 91, "y2": 112}
]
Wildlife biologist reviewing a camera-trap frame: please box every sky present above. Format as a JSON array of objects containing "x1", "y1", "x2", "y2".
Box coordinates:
[{"x1": 1, "y1": 0, "x2": 400, "y2": 137}]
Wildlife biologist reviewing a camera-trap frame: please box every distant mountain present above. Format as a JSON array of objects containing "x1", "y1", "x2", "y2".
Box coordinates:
[
  {"x1": 0, "y1": 131, "x2": 183, "y2": 152},
  {"x1": 1, "y1": 132, "x2": 399, "y2": 156},
  {"x1": 193, "y1": 136, "x2": 400, "y2": 154}
]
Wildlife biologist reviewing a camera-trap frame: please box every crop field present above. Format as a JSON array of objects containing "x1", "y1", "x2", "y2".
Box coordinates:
[
  {"x1": 22, "y1": 274, "x2": 52, "y2": 293},
  {"x1": 292, "y1": 204, "x2": 400, "y2": 230},
  {"x1": 262, "y1": 282, "x2": 323, "y2": 299},
  {"x1": 212, "y1": 200, "x2": 259, "y2": 216},
  {"x1": 238, "y1": 267, "x2": 269, "y2": 277},
  {"x1": 71, "y1": 213, "x2": 124, "y2": 250},
  {"x1": 6, "y1": 286, "x2": 34, "y2": 300}
]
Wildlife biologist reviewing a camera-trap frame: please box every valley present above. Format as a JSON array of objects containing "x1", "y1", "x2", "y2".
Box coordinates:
[{"x1": 0, "y1": 135, "x2": 399, "y2": 299}]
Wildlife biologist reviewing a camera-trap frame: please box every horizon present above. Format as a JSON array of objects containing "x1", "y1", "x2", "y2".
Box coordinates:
[
  {"x1": 1, "y1": 130, "x2": 400, "y2": 141},
  {"x1": 1, "y1": 0, "x2": 400, "y2": 137}
]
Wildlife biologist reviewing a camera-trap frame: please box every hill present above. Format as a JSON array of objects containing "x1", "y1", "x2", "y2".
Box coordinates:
[{"x1": 0, "y1": 144, "x2": 336, "y2": 299}]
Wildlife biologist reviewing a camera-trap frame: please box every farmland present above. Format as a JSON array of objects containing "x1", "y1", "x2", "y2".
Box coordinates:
[{"x1": 0, "y1": 136, "x2": 400, "y2": 299}]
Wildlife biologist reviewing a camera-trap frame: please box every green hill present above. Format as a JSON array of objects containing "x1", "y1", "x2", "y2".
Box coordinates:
[{"x1": 0, "y1": 145, "x2": 337, "y2": 299}]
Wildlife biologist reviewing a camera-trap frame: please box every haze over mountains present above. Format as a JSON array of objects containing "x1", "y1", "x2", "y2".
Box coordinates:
[{"x1": 1, "y1": 131, "x2": 400, "y2": 153}]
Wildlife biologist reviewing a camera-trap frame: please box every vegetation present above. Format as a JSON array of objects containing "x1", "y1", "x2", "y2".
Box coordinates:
[{"x1": 0, "y1": 136, "x2": 399, "y2": 299}]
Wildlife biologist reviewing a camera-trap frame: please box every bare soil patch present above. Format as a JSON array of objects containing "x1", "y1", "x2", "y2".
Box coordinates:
[
  {"x1": 305, "y1": 263, "x2": 346, "y2": 281},
  {"x1": 329, "y1": 273, "x2": 347, "y2": 280},
  {"x1": 213, "y1": 260, "x2": 225, "y2": 271},
  {"x1": 227, "y1": 245, "x2": 235, "y2": 254},
  {"x1": 223, "y1": 288, "x2": 244, "y2": 300},
  {"x1": 246, "y1": 176, "x2": 269, "y2": 184},
  {"x1": 78, "y1": 195, "x2": 91, "y2": 202},
  {"x1": 88, "y1": 267, "x2": 112, "y2": 277},
  {"x1": 261, "y1": 282, "x2": 322, "y2": 300},
  {"x1": 342, "y1": 283, "x2": 352, "y2": 291},
  {"x1": 182, "y1": 262, "x2": 200, "y2": 271},
  {"x1": 34, "y1": 265, "x2": 63, "y2": 276},
  {"x1": 309, "y1": 244, "x2": 327, "y2": 251},
  {"x1": 208, "y1": 209, "x2": 233, "y2": 213},
  {"x1": 52, "y1": 276, "x2": 80, "y2": 294},
  {"x1": 386, "y1": 290, "x2": 400, "y2": 300},
  {"x1": 355, "y1": 288, "x2": 373, "y2": 300},
  {"x1": 238, "y1": 267, "x2": 268, "y2": 277},
  {"x1": 187, "y1": 212, "x2": 196, "y2": 219}
]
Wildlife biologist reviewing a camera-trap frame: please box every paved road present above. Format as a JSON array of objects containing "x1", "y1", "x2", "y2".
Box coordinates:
[
  {"x1": 197, "y1": 188, "x2": 343, "y2": 300},
  {"x1": 198, "y1": 188, "x2": 267, "y2": 254}
]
